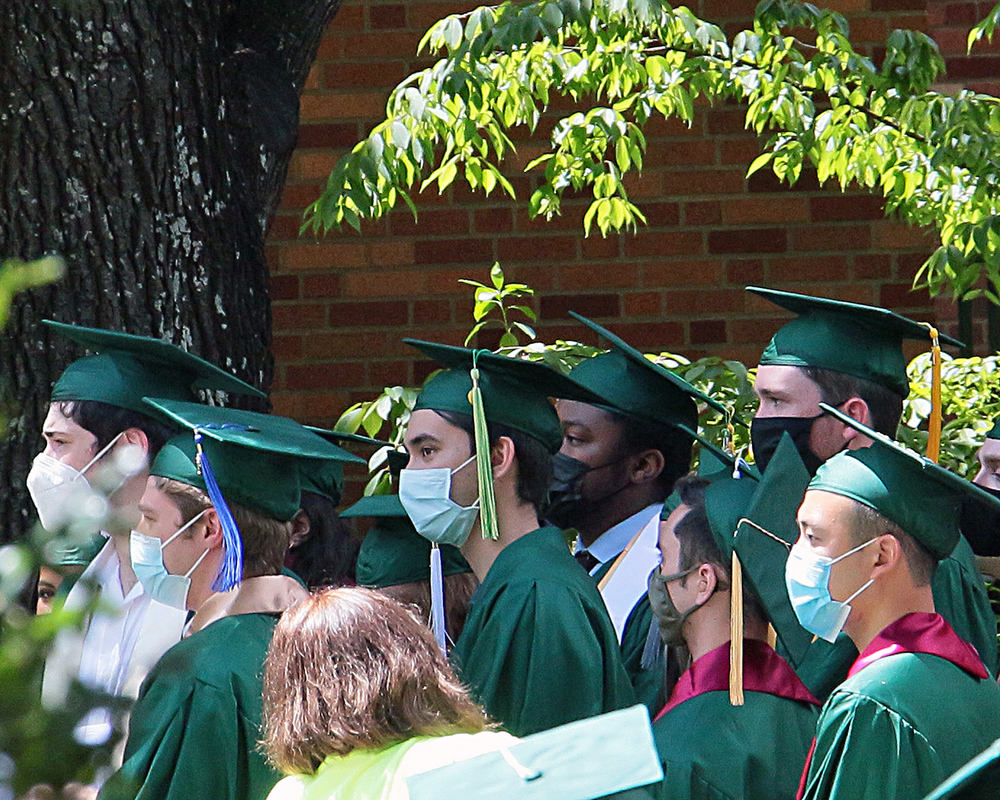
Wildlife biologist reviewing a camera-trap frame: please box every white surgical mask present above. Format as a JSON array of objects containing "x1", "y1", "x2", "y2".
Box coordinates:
[
  {"x1": 785, "y1": 538, "x2": 877, "y2": 643},
  {"x1": 26, "y1": 432, "x2": 123, "y2": 532},
  {"x1": 399, "y1": 455, "x2": 480, "y2": 547},
  {"x1": 130, "y1": 510, "x2": 210, "y2": 609}
]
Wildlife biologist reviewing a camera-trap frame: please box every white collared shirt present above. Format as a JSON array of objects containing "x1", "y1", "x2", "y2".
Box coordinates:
[{"x1": 574, "y1": 504, "x2": 662, "y2": 574}]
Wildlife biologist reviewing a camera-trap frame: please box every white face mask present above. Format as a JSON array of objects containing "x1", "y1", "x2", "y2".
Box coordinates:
[
  {"x1": 130, "y1": 510, "x2": 210, "y2": 610},
  {"x1": 26, "y1": 432, "x2": 123, "y2": 532},
  {"x1": 399, "y1": 455, "x2": 480, "y2": 547}
]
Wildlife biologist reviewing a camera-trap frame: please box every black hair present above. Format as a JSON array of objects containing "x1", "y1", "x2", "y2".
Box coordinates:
[
  {"x1": 606, "y1": 409, "x2": 694, "y2": 499},
  {"x1": 850, "y1": 502, "x2": 937, "y2": 587},
  {"x1": 435, "y1": 411, "x2": 553, "y2": 515},
  {"x1": 803, "y1": 367, "x2": 904, "y2": 437},
  {"x1": 288, "y1": 491, "x2": 360, "y2": 590},
  {"x1": 671, "y1": 474, "x2": 766, "y2": 622},
  {"x1": 55, "y1": 399, "x2": 177, "y2": 459}
]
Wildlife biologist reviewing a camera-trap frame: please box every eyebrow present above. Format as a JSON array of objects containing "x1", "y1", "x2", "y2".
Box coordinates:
[
  {"x1": 753, "y1": 386, "x2": 787, "y2": 400},
  {"x1": 560, "y1": 419, "x2": 592, "y2": 432},
  {"x1": 406, "y1": 433, "x2": 443, "y2": 449}
]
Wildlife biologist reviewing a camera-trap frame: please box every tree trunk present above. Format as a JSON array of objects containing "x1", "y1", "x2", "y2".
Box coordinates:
[{"x1": 0, "y1": 0, "x2": 340, "y2": 540}]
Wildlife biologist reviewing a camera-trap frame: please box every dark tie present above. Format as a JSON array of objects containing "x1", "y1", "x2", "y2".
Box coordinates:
[{"x1": 575, "y1": 550, "x2": 600, "y2": 574}]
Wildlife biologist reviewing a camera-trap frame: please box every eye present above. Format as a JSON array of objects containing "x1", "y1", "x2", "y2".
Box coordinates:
[
  {"x1": 420, "y1": 446, "x2": 436, "y2": 458},
  {"x1": 38, "y1": 587, "x2": 56, "y2": 601}
]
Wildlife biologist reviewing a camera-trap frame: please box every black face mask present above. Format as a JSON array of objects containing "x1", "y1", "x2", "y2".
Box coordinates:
[
  {"x1": 543, "y1": 452, "x2": 630, "y2": 529},
  {"x1": 960, "y1": 485, "x2": 1000, "y2": 557},
  {"x1": 750, "y1": 413, "x2": 827, "y2": 476}
]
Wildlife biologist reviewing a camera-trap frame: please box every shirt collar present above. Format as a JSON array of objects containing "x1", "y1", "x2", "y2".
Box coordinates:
[{"x1": 577, "y1": 503, "x2": 662, "y2": 564}]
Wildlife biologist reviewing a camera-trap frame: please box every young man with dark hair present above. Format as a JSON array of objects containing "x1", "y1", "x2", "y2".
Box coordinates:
[
  {"x1": 398, "y1": 340, "x2": 635, "y2": 737},
  {"x1": 651, "y1": 471, "x2": 820, "y2": 800},
  {"x1": 38, "y1": 322, "x2": 264, "y2": 748},
  {"x1": 547, "y1": 313, "x2": 727, "y2": 707},
  {"x1": 747, "y1": 288, "x2": 998, "y2": 693},
  {"x1": 99, "y1": 401, "x2": 363, "y2": 800},
  {"x1": 793, "y1": 409, "x2": 1000, "y2": 800}
]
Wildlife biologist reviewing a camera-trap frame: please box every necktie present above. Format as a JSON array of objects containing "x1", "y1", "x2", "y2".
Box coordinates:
[{"x1": 575, "y1": 550, "x2": 600, "y2": 574}]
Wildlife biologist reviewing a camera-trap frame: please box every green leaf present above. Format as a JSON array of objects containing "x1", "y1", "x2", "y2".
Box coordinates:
[{"x1": 491, "y1": 262, "x2": 505, "y2": 289}]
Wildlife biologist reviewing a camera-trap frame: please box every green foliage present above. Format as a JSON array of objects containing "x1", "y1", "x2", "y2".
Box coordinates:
[
  {"x1": 899, "y1": 351, "x2": 1000, "y2": 476},
  {"x1": 307, "y1": 0, "x2": 1000, "y2": 303},
  {"x1": 0, "y1": 255, "x2": 64, "y2": 331},
  {"x1": 460, "y1": 262, "x2": 537, "y2": 347}
]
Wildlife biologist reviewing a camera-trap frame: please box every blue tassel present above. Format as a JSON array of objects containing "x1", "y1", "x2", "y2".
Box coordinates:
[{"x1": 194, "y1": 430, "x2": 243, "y2": 592}]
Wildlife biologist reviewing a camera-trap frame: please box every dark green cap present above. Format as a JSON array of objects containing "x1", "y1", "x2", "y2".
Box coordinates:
[
  {"x1": 731, "y1": 433, "x2": 815, "y2": 666},
  {"x1": 405, "y1": 339, "x2": 605, "y2": 453},
  {"x1": 809, "y1": 404, "x2": 1000, "y2": 560},
  {"x1": 565, "y1": 312, "x2": 726, "y2": 439},
  {"x1": 46, "y1": 320, "x2": 265, "y2": 414},
  {"x1": 922, "y1": 737, "x2": 1000, "y2": 800},
  {"x1": 145, "y1": 400, "x2": 364, "y2": 522},
  {"x1": 988, "y1": 419, "x2": 1000, "y2": 441},
  {"x1": 355, "y1": 513, "x2": 472, "y2": 588},
  {"x1": 341, "y1": 493, "x2": 407, "y2": 518},
  {"x1": 749, "y1": 287, "x2": 962, "y2": 397},
  {"x1": 303, "y1": 427, "x2": 386, "y2": 505}
]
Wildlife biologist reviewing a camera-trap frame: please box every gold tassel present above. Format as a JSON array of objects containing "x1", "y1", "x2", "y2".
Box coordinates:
[
  {"x1": 767, "y1": 624, "x2": 777, "y2": 649},
  {"x1": 729, "y1": 551, "x2": 745, "y2": 706},
  {"x1": 470, "y1": 354, "x2": 500, "y2": 541},
  {"x1": 925, "y1": 325, "x2": 942, "y2": 464}
]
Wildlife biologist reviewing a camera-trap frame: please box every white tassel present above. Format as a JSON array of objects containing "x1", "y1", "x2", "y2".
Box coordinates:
[{"x1": 430, "y1": 544, "x2": 447, "y2": 655}]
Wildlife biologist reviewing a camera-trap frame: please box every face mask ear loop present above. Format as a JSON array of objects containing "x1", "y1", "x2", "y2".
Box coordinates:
[
  {"x1": 183, "y1": 547, "x2": 211, "y2": 579},
  {"x1": 829, "y1": 535, "x2": 879, "y2": 565},
  {"x1": 76, "y1": 430, "x2": 126, "y2": 480},
  {"x1": 162, "y1": 509, "x2": 209, "y2": 549},
  {"x1": 843, "y1": 577, "x2": 874, "y2": 606}
]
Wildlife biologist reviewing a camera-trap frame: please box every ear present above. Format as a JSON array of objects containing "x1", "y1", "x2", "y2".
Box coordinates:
[
  {"x1": 120, "y1": 426, "x2": 151, "y2": 456},
  {"x1": 489, "y1": 436, "x2": 517, "y2": 480},
  {"x1": 629, "y1": 449, "x2": 665, "y2": 485},
  {"x1": 838, "y1": 397, "x2": 871, "y2": 443},
  {"x1": 199, "y1": 508, "x2": 226, "y2": 551},
  {"x1": 870, "y1": 534, "x2": 903, "y2": 578},
  {"x1": 289, "y1": 509, "x2": 311, "y2": 548},
  {"x1": 693, "y1": 562, "x2": 719, "y2": 604}
]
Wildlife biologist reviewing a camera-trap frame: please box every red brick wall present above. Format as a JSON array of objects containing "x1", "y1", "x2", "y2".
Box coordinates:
[{"x1": 267, "y1": 0, "x2": 999, "y2": 438}]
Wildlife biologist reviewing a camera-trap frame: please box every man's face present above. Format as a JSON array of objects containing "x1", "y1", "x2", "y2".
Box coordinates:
[
  {"x1": 136, "y1": 478, "x2": 207, "y2": 577},
  {"x1": 753, "y1": 365, "x2": 847, "y2": 462},
  {"x1": 556, "y1": 400, "x2": 630, "y2": 497},
  {"x1": 974, "y1": 439, "x2": 1000, "y2": 490},
  {"x1": 40, "y1": 404, "x2": 99, "y2": 473},
  {"x1": 403, "y1": 409, "x2": 478, "y2": 507},
  {"x1": 795, "y1": 490, "x2": 874, "y2": 603},
  {"x1": 657, "y1": 502, "x2": 699, "y2": 610}
]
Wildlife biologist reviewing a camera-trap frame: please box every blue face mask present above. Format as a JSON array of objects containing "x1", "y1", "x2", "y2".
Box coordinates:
[
  {"x1": 130, "y1": 510, "x2": 210, "y2": 610},
  {"x1": 398, "y1": 455, "x2": 480, "y2": 548},
  {"x1": 784, "y1": 538, "x2": 877, "y2": 643}
]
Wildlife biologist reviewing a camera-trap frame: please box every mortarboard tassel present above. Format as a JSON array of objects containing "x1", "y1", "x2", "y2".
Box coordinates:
[
  {"x1": 429, "y1": 544, "x2": 448, "y2": 655},
  {"x1": 729, "y1": 551, "x2": 745, "y2": 706},
  {"x1": 924, "y1": 325, "x2": 942, "y2": 464},
  {"x1": 470, "y1": 351, "x2": 500, "y2": 541},
  {"x1": 194, "y1": 430, "x2": 244, "y2": 592}
]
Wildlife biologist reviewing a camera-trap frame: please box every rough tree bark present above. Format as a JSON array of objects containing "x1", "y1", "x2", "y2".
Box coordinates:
[{"x1": 0, "y1": 0, "x2": 341, "y2": 540}]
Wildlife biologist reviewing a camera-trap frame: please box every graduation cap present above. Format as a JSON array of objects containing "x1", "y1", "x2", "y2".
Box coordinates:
[
  {"x1": 406, "y1": 705, "x2": 663, "y2": 800},
  {"x1": 730, "y1": 434, "x2": 815, "y2": 668},
  {"x1": 303, "y1": 426, "x2": 386, "y2": 505},
  {"x1": 46, "y1": 320, "x2": 265, "y2": 414},
  {"x1": 353, "y1": 510, "x2": 472, "y2": 588},
  {"x1": 922, "y1": 737, "x2": 1000, "y2": 800},
  {"x1": 808, "y1": 404, "x2": 1000, "y2": 560},
  {"x1": 144, "y1": 399, "x2": 365, "y2": 592},
  {"x1": 988, "y1": 419, "x2": 1000, "y2": 441},
  {"x1": 749, "y1": 287, "x2": 962, "y2": 397},
  {"x1": 564, "y1": 312, "x2": 729, "y2": 443},
  {"x1": 341, "y1": 493, "x2": 407, "y2": 518}
]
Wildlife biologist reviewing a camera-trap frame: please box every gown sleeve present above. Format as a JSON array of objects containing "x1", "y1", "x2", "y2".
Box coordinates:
[{"x1": 800, "y1": 692, "x2": 945, "y2": 800}]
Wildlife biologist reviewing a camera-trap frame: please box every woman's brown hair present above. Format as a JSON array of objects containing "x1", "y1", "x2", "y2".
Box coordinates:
[{"x1": 262, "y1": 586, "x2": 491, "y2": 775}]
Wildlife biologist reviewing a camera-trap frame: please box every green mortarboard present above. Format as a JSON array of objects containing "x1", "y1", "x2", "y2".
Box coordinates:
[
  {"x1": 354, "y1": 513, "x2": 472, "y2": 588},
  {"x1": 731, "y1": 433, "x2": 815, "y2": 667},
  {"x1": 748, "y1": 287, "x2": 962, "y2": 397},
  {"x1": 303, "y1": 427, "x2": 386, "y2": 505},
  {"x1": 660, "y1": 443, "x2": 757, "y2": 519},
  {"x1": 922, "y1": 737, "x2": 1000, "y2": 800},
  {"x1": 809, "y1": 404, "x2": 1000, "y2": 560},
  {"x1": 565, "y1": 312, "x2": 727, "y2": 441},
  {"x1": 405, "y1": 339, "x2": 606, "y2": 453},
  {"x1": 341, "y1": 493, "x2": 407, "y2": 518},
  {"x1": 46, "y1": 320, "x2": 265, "y2": 414},
  {"x1": 406, "y1": 705, "x2": 663, "y2": 800},
  {"x1": 988, "y1": 419, "x2": 1000, "y2": 441},
  {"x1": 144, "y1": 399, "x2": 364, "y2": 591}
]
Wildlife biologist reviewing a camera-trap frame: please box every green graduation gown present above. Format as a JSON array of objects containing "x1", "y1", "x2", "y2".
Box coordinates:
[
  {"x1": 450, "y1": 526, "x2": 636, "y2": 736},
  {"x1": 652, "y1": 639, "x2": 820, "y2": 800},
  {"x1": 798, "y1": 613, "x2": 1000, "y2": 800},
  {"x1": 99, "y1": 612, "x2": 282, "y2": 800}
]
